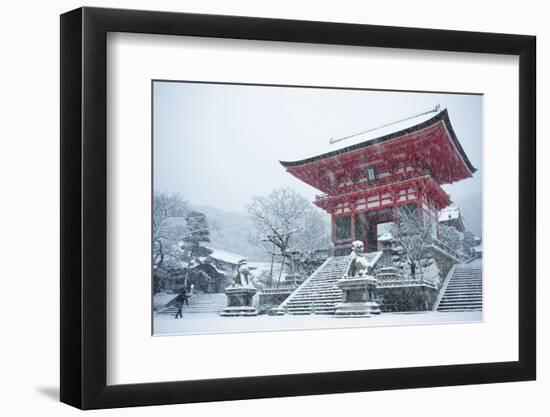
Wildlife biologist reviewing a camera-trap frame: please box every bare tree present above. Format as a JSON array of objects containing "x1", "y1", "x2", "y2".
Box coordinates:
[
  {"x1": 247, "y1": 188, "x2": 328, "y2": 254},
  {"x1": 247, "y1": 188, "x2": 329, "y2": 286},
  {"x1": 396, "y1": 203, "x2": 433, "y2": 278}
]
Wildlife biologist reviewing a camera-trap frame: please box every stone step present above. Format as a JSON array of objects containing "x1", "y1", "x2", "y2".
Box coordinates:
[
  {"x1": 446, "y1": 284, "x2": 482, "y2": 288},
  {"x1": 291, "y1": 292, "x2": 342, "y2": 298},
  {"x1": 277, "y1": 255, "x2": 352, "y2": 314},
  {"x1": 439, "y1": 301, "x2": 482, "y2": 306},
  {"x1": 449, "y1": 273, "x2": 482, "y2": 277},
  {"x1": 446, "y1": 286, "x2": 482, "y2": 289},
  {"x1": 287, "y1": 303, "x2": 341, "y2": 309},
  {"x1": 449, "y1": 279, "x2": 482, "y2": 283},
  {"x1": 444, "y1": 286, "x2": 482, "y2": 290},
  {"x1": 284, "y1": 311, "x2": 335, "y2": 315},
  {"x1": 440, "y1": 295, "x2": 482, "y2": 301},
  {"x1": 284, "y1": 308, "x2": 336, "y2": 314},
  {"x1": 287, "y1": 298, "x2": 342, "y2": 304},
  {"x1": 293, "y1": 292, "x2": 341, "y2": 298},
  {"x1": 439, "y1": 303, "x2": 482, "y2": 308},
  {"x1": 452, "y1": 275, "x2": 482, "y2": 278},
  {"x1": 452, "y1": 273, "x2": 482, "y2": 276},
  {"x1": 295, "y1": 287, "x2": 341, "y2": 292},
  {"x1": 291, "y1": 292, "x2": 341, "y2": 298},
  {"x1": 285, "y1": 302, "x2": 338, "y2": 308},
  {"x1": 436, "y1": 263, "x2": 483, "y2": 312},
  {"x1": 440, "y1": 296, "x2": 482, "y2": 302},
  {"x1": 298, "y1": 284, "x2": 340, "y2": 288},
  {"x1": 444, "y1": 290, "x2": 483, "y2": 297},
  {"x1": 298, "y1": 285, "x2": 340, "y2": 289},
  {"x1": 441, "y1": 297, "x2": 482, "y2": 302},
  {"x1": 287, "y1": 297, "x2": 342, "y2": 303},
  {"x1": 447, "y1": 278, "x2": 482, "y2": 282},
  {"x1": 295, "y1": 289, "x2": 341, "y2": 294},
  {"x1": 439, "y1": 302, "x2": 482, "y2": 307}
]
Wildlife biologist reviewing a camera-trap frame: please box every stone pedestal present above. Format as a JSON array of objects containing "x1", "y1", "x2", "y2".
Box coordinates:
[
  {"x1": 376, "y1": 266, "x2": 400, "y2": 285},
  {"x1": 220, "y1": 286, "x2": 258, "y2": 317},
  {"x1": 334, "y1": 276, "x2": 380, "y2": 317}
]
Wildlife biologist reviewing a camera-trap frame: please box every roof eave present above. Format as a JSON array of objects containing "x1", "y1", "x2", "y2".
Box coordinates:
[{"x1": 280, "y1": 109, "x2": 477, "y2": 175}]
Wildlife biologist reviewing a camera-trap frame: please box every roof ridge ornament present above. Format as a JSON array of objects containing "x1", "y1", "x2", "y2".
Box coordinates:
[{"x1": 329, "y1": 103, "x2": 441, "y2": 145}]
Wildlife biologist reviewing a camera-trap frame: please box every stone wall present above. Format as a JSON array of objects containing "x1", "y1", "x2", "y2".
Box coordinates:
[
  {"x1": 377, "y1": 285, "x2": 438, "y2": 312},
  {"x1": 428, "y1": 246, "x2": 458, "y2": 285},
  {"x1": 258, "y1": 291, "x2": 294, "y2": 313}
]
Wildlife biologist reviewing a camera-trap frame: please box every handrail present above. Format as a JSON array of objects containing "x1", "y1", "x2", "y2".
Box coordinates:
[
  {"x1": 429, "y1": 238, "x2": 461, "y2": 262},
  {"x1": 260, "y1": 286, "x2": 297, "y2": 294}
]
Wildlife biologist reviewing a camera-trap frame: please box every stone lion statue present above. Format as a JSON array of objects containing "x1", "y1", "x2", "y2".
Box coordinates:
[
  {"x1": 348, "y1": 240, "x2": 372, "y2": 277},
  {"x1": 233, "y1": 258, "x2": 252, "y2": 286}
]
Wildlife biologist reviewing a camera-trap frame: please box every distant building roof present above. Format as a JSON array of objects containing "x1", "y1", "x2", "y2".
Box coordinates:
[
  {"x1": 438, "y1": 205, "x2": 461, "y2": 222},
  {"x1": 205, "y1": 247, "x2": 244, "y2": 265}
]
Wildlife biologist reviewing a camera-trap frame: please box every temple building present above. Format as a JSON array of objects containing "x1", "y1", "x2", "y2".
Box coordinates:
[{"x1": 280, "y1": 109, "x2": 475, "y2": 255}]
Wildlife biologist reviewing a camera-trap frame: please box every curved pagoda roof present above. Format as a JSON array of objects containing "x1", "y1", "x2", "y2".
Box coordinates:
[{"x1": 279, "y1": 109, "x2": 476, "y2": 193}]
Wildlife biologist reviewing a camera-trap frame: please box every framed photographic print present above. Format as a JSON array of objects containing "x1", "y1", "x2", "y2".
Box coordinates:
[{"x1": 60, "y1": 6, "x2": 536, "y2": 410}]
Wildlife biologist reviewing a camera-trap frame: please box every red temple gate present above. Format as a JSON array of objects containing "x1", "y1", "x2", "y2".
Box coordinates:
[{"x1": 280, "y1": 109, "x2": 476, "y2": 254}]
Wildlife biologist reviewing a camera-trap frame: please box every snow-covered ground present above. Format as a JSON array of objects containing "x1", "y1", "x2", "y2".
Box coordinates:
[{"x1": 153, "y1": 311, "x2": 482, "y2": 336}]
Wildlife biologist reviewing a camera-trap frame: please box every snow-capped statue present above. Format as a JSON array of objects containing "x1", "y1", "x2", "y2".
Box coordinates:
[
  {"x1": 233, "y1": 258, "x2": 252, "y2": 287},
  {"x1": 348, "y1": 240, "x2": 372, "y2": 277},
  {"x1": 222, "y1": 259, "x2": 258, "y2": 316}
]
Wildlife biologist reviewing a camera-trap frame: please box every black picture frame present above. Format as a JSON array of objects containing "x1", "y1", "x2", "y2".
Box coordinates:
[{"x1": 60, "y1": 6, "x2": 536, "y2": 410}]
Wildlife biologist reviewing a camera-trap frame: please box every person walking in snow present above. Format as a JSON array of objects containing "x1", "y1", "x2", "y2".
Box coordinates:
[{"x1": 174, "y1": 294, "x2": 185, "y2": 319}]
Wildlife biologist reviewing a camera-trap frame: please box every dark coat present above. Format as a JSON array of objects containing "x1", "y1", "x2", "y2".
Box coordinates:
[{"x1": 174, "y1": 294, "x2": 185, "y2": 309}]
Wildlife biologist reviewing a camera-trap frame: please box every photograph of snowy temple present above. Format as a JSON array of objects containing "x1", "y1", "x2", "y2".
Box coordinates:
[{"x1": 152, "y1": 81, "x2": 483, "y2": 335}]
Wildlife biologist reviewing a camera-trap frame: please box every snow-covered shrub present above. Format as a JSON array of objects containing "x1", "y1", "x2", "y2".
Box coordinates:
[{"x1": 439, "y1": 224, "x2": 464, "y2": 252}]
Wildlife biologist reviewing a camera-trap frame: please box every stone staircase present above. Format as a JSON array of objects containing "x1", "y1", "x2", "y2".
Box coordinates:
[
  {"x1": 435, "y1": 263, "x2": 482, "y2": 312},
  {"x1": 157, "y1": 292, "x2": 253, "y2": 315},
  {"x1": 274, "y1": 255, "x2": 352, "y2": 315}
]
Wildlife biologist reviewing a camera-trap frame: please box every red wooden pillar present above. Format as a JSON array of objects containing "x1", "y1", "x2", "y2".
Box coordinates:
[
  {"x1": 392, "y1": 191, "x2": 400, "y2": 236},
  {"x1": 416, "y1": 182, "x2": 424, "y2": 226},
  {"x1": 350, "y1": 203, "x2": 356, "y2": 243},
  {"x1": 330, "y1": 212, "x2": 336, "y2": 245}
]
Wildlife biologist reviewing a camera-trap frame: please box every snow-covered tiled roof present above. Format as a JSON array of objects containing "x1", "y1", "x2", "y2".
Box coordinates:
[
  {"x1": 205, "y1": 247, "x2": 244, "y2": 265},
  {"x1": 280, "y1": 109, "x2": 476, "y2": 174},
  {"x1": 378, "y1": 232, "x2": 393, "y2": 242},
  {"x1": 280, "y1": 108, "x2": 440, "y2": 164},
  {"x1": 438, "y1": 205, "x2": 461, "y2": 222}
]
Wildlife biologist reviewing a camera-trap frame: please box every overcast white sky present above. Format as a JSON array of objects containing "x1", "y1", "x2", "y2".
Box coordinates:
[{"x1": 154, "y1": 81, "x2": 482, "y2": 213}]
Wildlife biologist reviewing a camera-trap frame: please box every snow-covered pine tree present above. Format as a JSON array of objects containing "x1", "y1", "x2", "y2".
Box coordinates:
[{"x1": 182, "y1": 211, "x2": 211, "y2": 258}]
